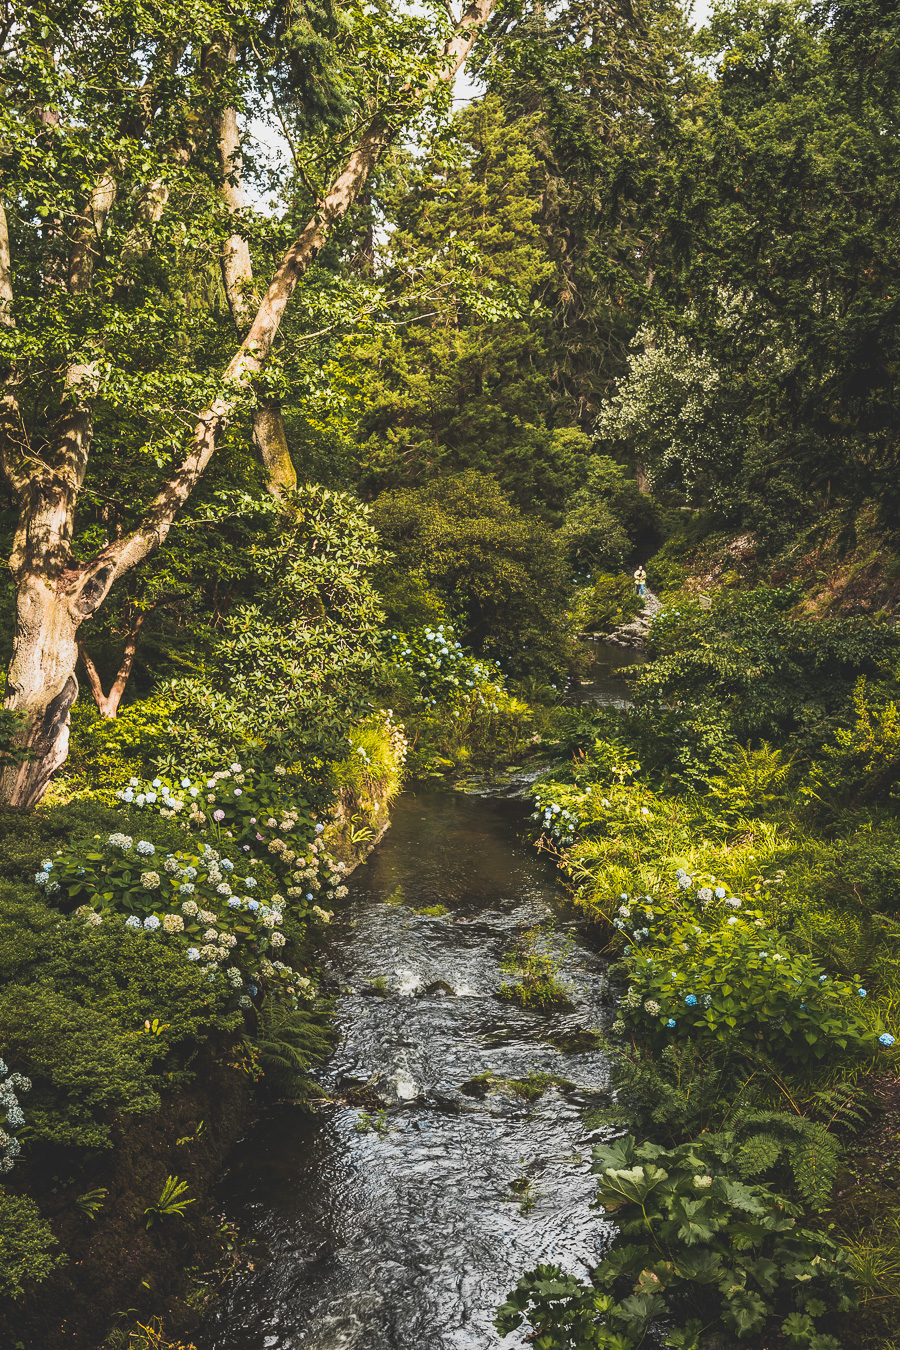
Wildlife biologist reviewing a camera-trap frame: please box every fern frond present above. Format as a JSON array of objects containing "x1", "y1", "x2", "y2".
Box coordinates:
[{"x1": 735, "y1": 1133, "x2": 784, "y2": 1178}]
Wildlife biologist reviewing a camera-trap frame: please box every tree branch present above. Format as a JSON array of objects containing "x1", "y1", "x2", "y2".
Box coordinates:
[
  {"x1": 77, "y1": 610, "x2": 147, "y2": 718},
  {"x1": 0, "y1": 198, "x2": 13, "y2": 328}
]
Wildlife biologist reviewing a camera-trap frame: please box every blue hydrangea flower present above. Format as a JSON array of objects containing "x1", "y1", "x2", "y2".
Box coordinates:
[
  {"x1": 228, "y1": 898, "x2": 240, "y2": 908},
  {"x1": 685, "y1": 994, "x2": 698, "y2": 1007},
  {"x1": 143, "y1": 915, "x2": 160, "y2": 930},
  {"x1": 42, "y1": 860, "x2": 53, "y2": 872},
  {"x1": 244, "y1": 876, "x2": 257, "y2": 888},
  {"x1": 247, "y1": 900, "x2": 259, "y2": 911},
  {"x1": 859, "y1": 988, "x2": 867, "y2": 998},
  {"x1": 34, "y1": 872, "x2": 47, "y2": 886},
  {"x1": 121, "y1": 789, "x2": 134, "y2": 803},
  {"x1": 819, "y1": 975, "x2": 827, "y2": 983},
  {"x1": 247, "y1": 985, "x2": 258, "y2": 997},
  {"x1": 136, "y1": 841, "x2": 155, "y2": 856},
  {"x1": 715, "y1": 886, "x2": 726, "y2": 899},
  {"x1": 220, "y1": 859, "x2": 234, "y2": 872},
  {"x1": 306, "y1": 893, "x2": 313, "y2": 901},
  {"x1": 179, "y1": 883, "x2": 195, "y2": 895},
  {"x1": 879, "y1": 1033, "x2": 895, "y2": 1048},
  {"x1": 186, "y1": 947, "x2": 200, "y2": 961},
  {"x1": 125, "y1": 915, "x2": 142, "y2": 929},
  {"x1": 315, "y1": 823, "x2": 324, "y2": 834},
  {"x1": 152, "y1": 778, "x2": 162, "y2": 788},
  {"x1": 666, "y1": 1019, "x2": 676, "y2": 1028}
]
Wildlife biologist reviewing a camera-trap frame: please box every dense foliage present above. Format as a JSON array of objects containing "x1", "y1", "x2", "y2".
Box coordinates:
[{"x1": 1, "y1": 0, "x2": 900, "y2": 1344}]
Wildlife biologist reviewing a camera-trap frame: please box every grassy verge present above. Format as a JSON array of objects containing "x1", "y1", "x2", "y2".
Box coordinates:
[{"x1": 498, "y1": 585, "x2": 900, "y2": 1349}]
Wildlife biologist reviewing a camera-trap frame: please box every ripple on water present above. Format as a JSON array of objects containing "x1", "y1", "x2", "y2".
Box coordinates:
[{"x1": 199, "y1": 788, "x2": 615, "y2": 1350}]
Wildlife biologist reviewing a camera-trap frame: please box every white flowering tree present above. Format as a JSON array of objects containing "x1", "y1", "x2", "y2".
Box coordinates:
[{"x1": 594, "y1": 322, "x2": 751, "y2": 510}]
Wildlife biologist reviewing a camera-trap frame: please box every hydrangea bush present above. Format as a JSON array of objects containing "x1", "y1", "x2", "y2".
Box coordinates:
[
  {"x1": 36, "y1": 836, "x2": 331, "y2": 1005},
  {"x1": 609, "y1": 873, "x2": 888, "y2": 1067},
  {"x1": 0, "y1": 1059, "x2": 30, "y2": 1174},
  {"x1": 531, "y1": 791, "x2": 581, "y2": 847},
  {"x1": 114, "y1": 759, "x2": 350, "y2": 902},
  {"x1": 386, "y1": 624, "x2": 507, "y2": 713}
]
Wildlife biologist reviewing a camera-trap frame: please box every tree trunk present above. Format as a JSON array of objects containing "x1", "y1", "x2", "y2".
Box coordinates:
[
  {"x1": 213, "y1": 57, "x2": 296, "y2": 497},
  {"x1": 0, "y1": 578, "x2": 80, "y2": 807},
  {"x1": 252, "y1": 397, "x2": 296, "y2": 496},
  {"x1": 78, "y1": 611, "x2": 147, "y2": 719}
]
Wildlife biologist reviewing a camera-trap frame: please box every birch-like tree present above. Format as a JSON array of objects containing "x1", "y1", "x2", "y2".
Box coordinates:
[{"x1": 0, "y1": 0, "x2": 494, "y2": 806}]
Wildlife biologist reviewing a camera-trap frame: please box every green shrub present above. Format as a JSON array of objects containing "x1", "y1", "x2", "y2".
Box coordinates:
[
  {"x1": 370, "y1": 471, "x2": 576, "y2": 680},
  {"x1": 570, "y1": 571, "x2": 643, "y2": 632},
  {"x1": 560, "y1": 456, "x2": 660, "y2": 575},
  {"x1": 613, "y1": 878, "x2": 881, "y2": 1069},
  {"x1": 802, "y1": 677, "x2": 900, "y2": 811},
  {"x1": 0, "y1": 1188, "x2": 63, "y2": 1299},
  {"x1": 0, "y1": 985, "x2": 160, "y2": 1150},
  {"x1": 636, "y1": 589, "x2": 900, "y2": 752},
  {"x1": 497, "y1": 1134, "x2": 856, "y2": 1348},
  {"x1": 35, "y1": 915, "x2": 241, "y2": 1081}
]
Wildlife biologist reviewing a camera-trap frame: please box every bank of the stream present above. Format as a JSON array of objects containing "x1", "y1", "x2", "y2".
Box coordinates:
[{"x1": 0, "y1": 759, "x2": 400, "y2": 1350}]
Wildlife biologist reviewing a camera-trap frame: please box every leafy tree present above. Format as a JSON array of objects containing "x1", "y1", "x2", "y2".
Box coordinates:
[
  {"x1": 650, "y1": 0, "x2": 900, "y2": 542},
  {"x1": 560, "y1": 452, "x2": 659, "y2": 573},
  {"x1": 0, "y1": 0, "x2": 497, "y2": 805},
  {"x1": 474, "y1": 0, "x2": 702, "y2": 418},
  {"x1": 371, "y1": 471, "x2": 575, "y2": 678},
  {"x1": 337, "y1": 95, "x2": 588, "y2": 513}
]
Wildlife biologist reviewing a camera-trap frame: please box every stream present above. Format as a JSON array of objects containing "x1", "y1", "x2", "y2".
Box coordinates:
[{"x1": 199, "y1": 648, "x2": 638, "y2": 1350}]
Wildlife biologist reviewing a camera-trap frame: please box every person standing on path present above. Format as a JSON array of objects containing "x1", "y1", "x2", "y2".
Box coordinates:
[{"x1": 634, "y1": 565, "x2": 647, "y2": 599}]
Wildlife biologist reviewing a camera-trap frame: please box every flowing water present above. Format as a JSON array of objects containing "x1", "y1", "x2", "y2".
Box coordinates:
[
  {"x1": 199, "y1": 785, "x2": 619, "y2": 1350},
  {"x1": 569, "y1": 639, "x2": 646, "y2": 707}
]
